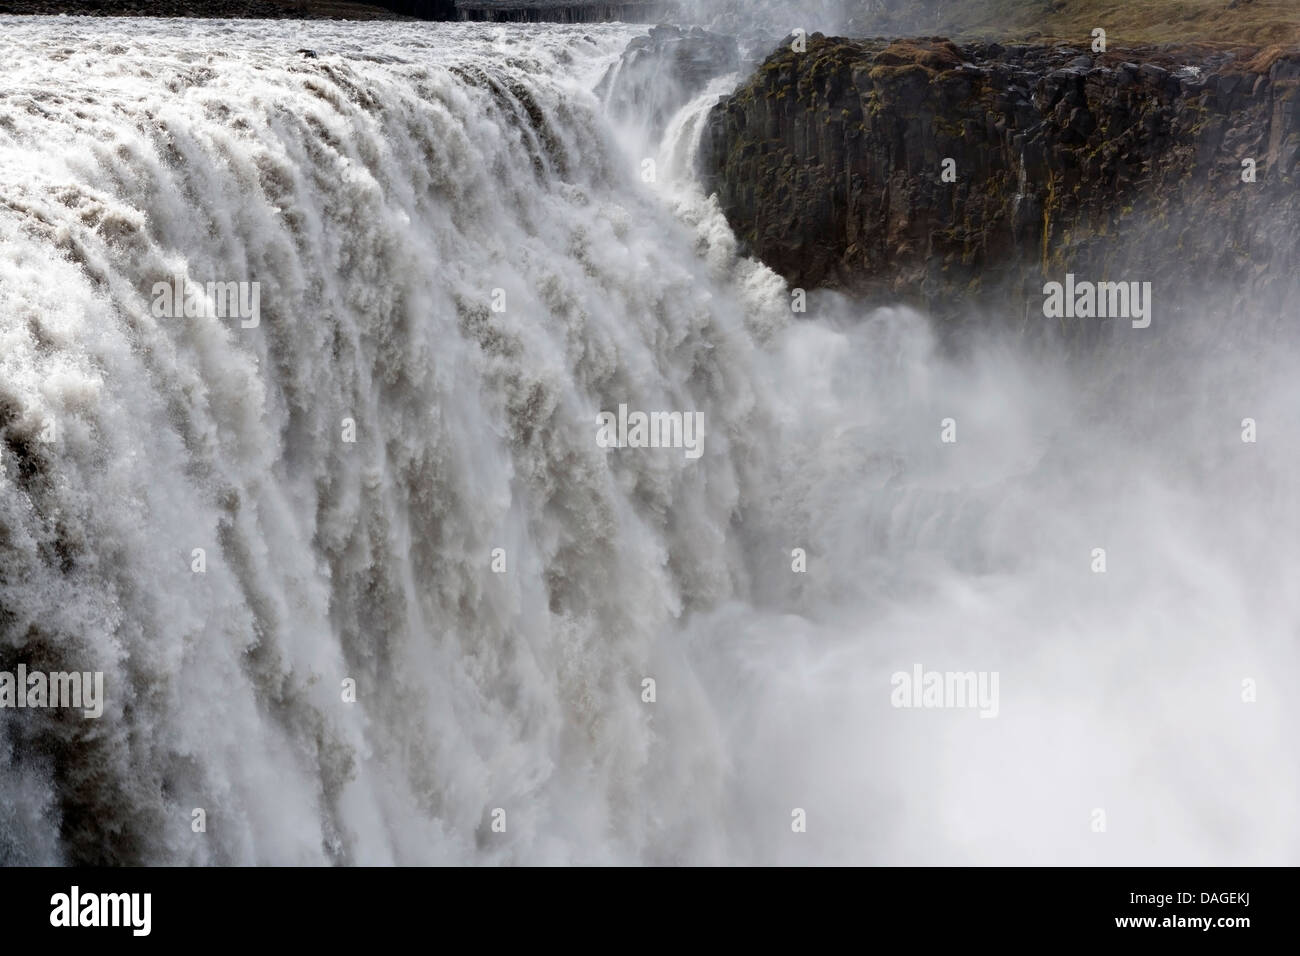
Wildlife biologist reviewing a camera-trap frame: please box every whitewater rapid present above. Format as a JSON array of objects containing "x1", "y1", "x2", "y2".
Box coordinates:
[{"x1": 0, "y1": 17, "x2": 1296, "y2": 866}]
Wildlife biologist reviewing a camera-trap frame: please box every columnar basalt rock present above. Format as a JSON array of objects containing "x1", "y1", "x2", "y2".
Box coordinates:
[{"x1": 698, "y1": 34, "x2": 1300, "y2": 336}]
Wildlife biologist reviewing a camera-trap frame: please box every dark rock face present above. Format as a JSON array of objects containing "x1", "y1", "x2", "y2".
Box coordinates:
[
  {"x1": 597, "y1": 25, "x2": 740, "y2": 135},
  {"x1": 381, "y1": 0, "x2": 455, "y2": 19},
  {"x1": 698, "y1": 35, "x2": 1300, "y2": 335}
]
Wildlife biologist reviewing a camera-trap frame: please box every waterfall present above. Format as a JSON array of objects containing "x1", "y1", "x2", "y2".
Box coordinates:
[{"x1": 1, "y1": 16, "x2": 1296, "y2": 865}]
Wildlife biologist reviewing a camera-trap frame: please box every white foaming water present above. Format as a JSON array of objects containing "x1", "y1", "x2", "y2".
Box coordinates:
[{"x1": 1, "y1": 17, "x2": 1296, "y2": 866}]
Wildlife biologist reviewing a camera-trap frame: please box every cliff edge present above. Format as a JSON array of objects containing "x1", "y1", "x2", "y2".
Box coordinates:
[{"x1": 698, "y1": 34, "x2": 1300, "y2": 334}]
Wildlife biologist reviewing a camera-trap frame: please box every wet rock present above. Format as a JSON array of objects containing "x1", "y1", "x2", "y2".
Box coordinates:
[{"x1": 698, "y1": 35, "x2": 1300, "y2": 337}]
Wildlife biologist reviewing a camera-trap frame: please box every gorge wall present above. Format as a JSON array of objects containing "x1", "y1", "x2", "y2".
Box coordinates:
[{"x1": 697, "y1": 34, "x2": 1300, "y2": 336}]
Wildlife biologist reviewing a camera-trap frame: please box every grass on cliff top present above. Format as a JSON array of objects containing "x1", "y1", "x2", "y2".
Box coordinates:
[{"x1": 937, "y1": 0, "x2": 1300, "y2": 47}]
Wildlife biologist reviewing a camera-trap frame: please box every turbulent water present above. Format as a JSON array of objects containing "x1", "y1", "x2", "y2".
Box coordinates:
[{"x1": 1, "y1": 17, "x2": 1297, "y2": 865}]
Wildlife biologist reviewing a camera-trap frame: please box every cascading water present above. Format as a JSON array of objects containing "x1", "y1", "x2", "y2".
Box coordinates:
[{"x1": 1, "y1": 17, "x2": 1296, "y2": 866}]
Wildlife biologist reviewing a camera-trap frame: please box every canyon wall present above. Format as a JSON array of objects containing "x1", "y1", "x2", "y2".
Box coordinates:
[{"x1": 698, "y1": 35, "x2": 1300, "y2": 335}]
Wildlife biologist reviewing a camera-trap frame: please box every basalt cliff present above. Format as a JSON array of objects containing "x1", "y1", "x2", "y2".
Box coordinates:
[{"x1": 697, "y1": 35, "x2": 1300, "y2": 335}]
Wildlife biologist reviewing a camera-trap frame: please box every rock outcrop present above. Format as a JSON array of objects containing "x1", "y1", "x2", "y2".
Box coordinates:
[{"x1": 698, "y1": 35, "x2": 1300, "y2": 335}]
